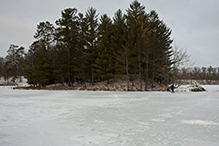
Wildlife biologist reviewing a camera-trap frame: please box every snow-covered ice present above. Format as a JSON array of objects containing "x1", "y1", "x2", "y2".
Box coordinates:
[{"x1": 0, "y1": 85, "x2": 219, "y2": 146}]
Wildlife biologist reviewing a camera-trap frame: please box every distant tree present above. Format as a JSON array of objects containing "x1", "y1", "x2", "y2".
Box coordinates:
[
  {"x1": 191, "y1": 67, "x2": 201, "y2": 79},
  {"x1": 172, "y1": 43, "x2": 191, "y2": 83},
  {"x1": 4, "y1": 44, "x2": 24, "y2": 82},
  {"x1": 0, "y1": 57, "x2": 4, "y2": 77},
  {"x1": 201, "y1": 67, "x2": 207, "y2": 80},
  {"x1": 216, "y1": 67, "x2": 219, "y2": 80},
  {"x1": 174, "y1": 65, "x2": 219, "y2": 82},
  {"x1": 179, "y1": 67, "x2": 189, "y2": 79},
  {"x1": 207, "y1": 65, "x2": 213, "y2": 80}
]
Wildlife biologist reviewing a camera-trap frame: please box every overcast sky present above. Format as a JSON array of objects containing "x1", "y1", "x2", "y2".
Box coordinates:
[{"x1": 0, "y1": 0, "x2": 219, "y2": 67}]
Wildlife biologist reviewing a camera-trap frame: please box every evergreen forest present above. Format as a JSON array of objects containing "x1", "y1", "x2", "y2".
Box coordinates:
[{"x1": 1, "y1": 1, "x2": 194, "y2": 90}]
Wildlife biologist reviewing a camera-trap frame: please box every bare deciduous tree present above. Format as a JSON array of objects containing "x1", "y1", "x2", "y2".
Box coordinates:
[{"x1": 172, "y1": 43, "x2": 193, "y2": 85}]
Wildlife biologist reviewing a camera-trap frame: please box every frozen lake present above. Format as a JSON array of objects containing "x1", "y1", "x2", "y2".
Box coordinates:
[{"x1": 0, "y1": 86, "x2": 219, "y2": 146}]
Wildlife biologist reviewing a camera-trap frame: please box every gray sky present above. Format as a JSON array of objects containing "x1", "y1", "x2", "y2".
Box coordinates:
[{"x1": 0, "y1": 0, "x2": 219, "y2": 67}]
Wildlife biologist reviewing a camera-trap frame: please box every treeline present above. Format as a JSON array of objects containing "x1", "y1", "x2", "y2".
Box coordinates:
[
  {"x1": 176, "y1": 66, "x2": 219, "y2": 80},
  {"x1": 2, "y1": 1, "x2": 174, "y2": 90}
]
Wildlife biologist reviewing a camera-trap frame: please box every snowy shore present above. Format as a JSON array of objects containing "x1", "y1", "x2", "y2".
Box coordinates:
[{"x1": 0, "y1": 85, "x2": 219, "y2": 146}]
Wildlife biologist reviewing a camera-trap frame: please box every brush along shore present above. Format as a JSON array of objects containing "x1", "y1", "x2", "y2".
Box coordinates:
[{"x1": 13, "y1": 79, "x2": 206, "y2": 92}]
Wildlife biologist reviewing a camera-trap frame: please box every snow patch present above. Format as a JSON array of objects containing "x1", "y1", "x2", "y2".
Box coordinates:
[
  {"x1": 175, "y1": 84, "x2": 206, "y2": 92},
  {"x1": 151, "y1": 118, "x2": 165, "y2": 122},
  {"x1": 0, "y1": 76, "x2": 28, "y2": 87},
  {"x1": 182, "y1": 120, "x2": 219, "y2": 126}
]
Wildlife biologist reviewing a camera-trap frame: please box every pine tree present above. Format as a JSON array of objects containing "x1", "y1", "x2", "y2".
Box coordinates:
[
  {"x1": 136, "y1": 14, "x2": 151, "y2": 89},
  {"x1": 23, "y1": 41, "x2": 54, "y2": 87},
  {"x1": 115, "y1": 0, "x2": 146, "y2": 90},
  {"x1": 34, "y1": 42, "x2": 50, "y2": 86},
  {"x1": 55, "y1": 8, "x2": 79, "y2": 86},
  {"x1": 112, "y1": 9, "x2": 127, "y2": 55},
  {"x1": 23, "y1": 43, "x2": 38, "y2": 86},
  {"x1": 112, "y1": 9, "x2": 127, "y2": 68},
  {"x1": 112, "y1": 9, "x2": 131, "y2": 90},
  {"x1": 52, "y1": 42, "x2": 69, "y2": 86},
  {"x1": 23, "y1": 21, "x2": 55, "y2": 87},
  {"x1": 147, "y1": 10, "x2": 173, "y2": 86},
  {"x1": 75, "y1": 13, "x2": 89, "y2": 87},
  {"x1": 126, "y1": 0, "x2": 145, "y2": 63},
  {"x1": 34, "y1": 21, "x2": 55, "y2": 50},
  {"x1": 95, "y1": 14, "x2": 114, "y2": 83},
  {"x1": 85, "y1": 7, "x2": 99, "y2": 85}
]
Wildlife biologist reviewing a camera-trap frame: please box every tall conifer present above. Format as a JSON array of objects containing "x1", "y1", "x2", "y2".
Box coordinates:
[
  {"x1": 95, "y1": 14, "x2": 113, "y2": 82},
  {"x1": 85, "y1": 7, "x2": 99, "y2": 85},
  {"x1": 55, "y1": 8, "x2": 79, "y2": 86}
]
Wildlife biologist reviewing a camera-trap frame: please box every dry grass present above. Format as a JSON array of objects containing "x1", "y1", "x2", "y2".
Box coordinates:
[
  {"x1": 136, "y1": 88, "x2": 143, "y2": 91},
  {"x1": 13, "y1": 86, "x2": 118, "y2": 91},
  {"x1": 13, "y1": 86, "x2": 77, "y2": 90}
]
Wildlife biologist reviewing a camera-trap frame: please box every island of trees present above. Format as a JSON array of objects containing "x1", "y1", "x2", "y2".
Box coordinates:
[{"x1": 1, "y1": 1, "x2": 219, "y2": 90}]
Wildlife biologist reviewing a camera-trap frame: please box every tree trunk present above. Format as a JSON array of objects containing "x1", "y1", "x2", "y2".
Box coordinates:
[
  {"x1": 126, "y1": 50, "x2": 129, "y2": 91},
  {"x1": 138, "y1": 53, "x2": 142, "y2": 89},
  {"x1": 67, "y1": 48, "x2": 71, "y2": 87},
  {"x1": 144, "y1": 60, "x2": 149, "y2": 91},
  {"x1": 91, "y1": 63, "x2": 94, "y2": 86},
  {"x1": 82, "y1": 67, "x2": 86, "y2": 88}
]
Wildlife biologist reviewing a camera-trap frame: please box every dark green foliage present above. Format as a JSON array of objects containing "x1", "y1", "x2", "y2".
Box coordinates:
[
  {"x1": 23, "y1": 41, "x2": 54, "y2": 86},
  {"x1": 85, "y1": 7, "x2": 99, "y2": 85},
  {"x1": 55, "y1": 8, "x2": 79, "y2": 86},
  {"x1": 23, "y1": 21, "x2": 55, "y2": 87},
  {"x1": 146, "y1": 10, "x2": 173, "y2": 86},
  {"x1": 95, "y1": 14, "x2": 114, "y2": 82},
  {"x1": 21, "y1": 0, "x2": 174, "y2": 88},
  {"x1": 75, "y1": 13, "x2": 89, "y2": 87}
]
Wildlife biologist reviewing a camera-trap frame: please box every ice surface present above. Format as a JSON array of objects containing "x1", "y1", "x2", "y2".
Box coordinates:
[{"x1": 0, "y1": 85, "x2": 219, "y2": 146}]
